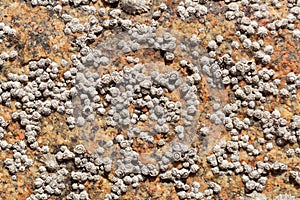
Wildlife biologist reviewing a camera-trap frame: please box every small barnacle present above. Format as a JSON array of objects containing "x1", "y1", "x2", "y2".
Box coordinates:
[
  {"x1": 76, "y1": 116, "x2": 86, "y2": 127},
  {"x1": 196, "y1": 5, "x2": 208, "y2": 16},
  {"x1": 208, "y1": 40, "x2": 218, "y2": 50},
  {"x1": 82, "y1": 105, "x2": 93, "y2": 116},
  {"x1": 190, "y1": 164, "x2": 199, "y2": 173},
  {"x1": 9, "y1": 50, "x2": 18, "y2": 60},
  {"x1": 231, "y1": 41, "x2": 239, "y2": 49},
  {"x1": 186, "y1": 105, "x2": 197, "y2": 116},
  {"x1": 120, "y1": 0, "x2": 152, "y2": 15},
  {"x1": 280, "y1": 88, "x2": 289, "y2": 98},
  {"x1": 177, "y1": 191, "x2": 186, "y2": 199},
  {"x1": 261, "y1": 54, "x2": 271, "y2": 64},
  {"x1": 154, "y1": 105, "x2": 164, "y2": 116},
  {"x1": 34, "y1": 178, "x2": 44, "y2": 188},
  {"x1": 165, "y1": 52, "x2": 175, "y2": 61},
  {"x1": 215, "y1": 35, "x2": 224, "y2": 44},
  {"x1": 140, "y1": 80, "x2": 152, "y2": 89},
  {"x1": 292, "y1": 29, "x2": 300, "y2": 40},
  {"x1": 0, "y1": 52, "x2": 9, "y2": 61},
  {"x1": 74, "y1": 144, "x2": 86, "y2": 154},
  {"x1": 173, "y1": 152, "x2": 182, "y2": 161},
  {"x1": 257, "y1": 26, "x2": 268, "y2": 37},
  {"x1": 264, "y1": 45, "x2": 274, "y2": 55},
  {"x1": 242, "y1": 38, "x2": 252, "y2": 49},
  {"x1": 141, "y1": 165, "x2": 150, "y2": 176},
  {"x1": 99, "y1": 56, "x2": 110, "y2": 66}
]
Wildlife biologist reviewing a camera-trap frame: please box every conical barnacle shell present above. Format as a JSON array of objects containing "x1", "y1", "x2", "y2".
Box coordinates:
[
  {"x1": 104, "y1": 0, "x2": 120, "y2": 3},
  {"x1": 120, "y1": 0, "x2": 152, "y2": 15}
]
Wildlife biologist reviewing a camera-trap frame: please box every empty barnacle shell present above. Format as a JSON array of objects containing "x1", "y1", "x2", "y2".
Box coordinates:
[{"x1": 120, "y1": 0, "x2": 152, "y2": 15}]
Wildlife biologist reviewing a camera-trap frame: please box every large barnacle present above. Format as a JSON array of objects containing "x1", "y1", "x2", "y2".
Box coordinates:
[
  {"x1": 39, "y1": 153, "x2": 59, "y2": 172},
  {"x1": 120, "y1": 0, "x2": 152, "y2": 15}
]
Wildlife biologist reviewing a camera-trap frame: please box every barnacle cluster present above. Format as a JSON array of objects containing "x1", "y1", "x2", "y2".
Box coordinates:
[{"x1": 0, "y1": 0, "x2": 299, "y2": 199}]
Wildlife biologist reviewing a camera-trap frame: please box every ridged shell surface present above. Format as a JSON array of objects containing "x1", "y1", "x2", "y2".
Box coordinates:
[{"x1": 120, "y1": 0, "x2": 152, "y2": 15}]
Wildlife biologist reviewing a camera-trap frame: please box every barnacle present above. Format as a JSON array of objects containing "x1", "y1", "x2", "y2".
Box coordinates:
[
  {"x1": 273, "y1": 194, "x2": 296, "y2": 200},
  {"x1": 120, "y1": 0, "x2": 152, "y2": 15},
  {"x1": 104, "y1": 0, "x2": 120, "y2": 3},
  {"x1": 39, "y1": 153, "x2": 59, "y2": 172}
]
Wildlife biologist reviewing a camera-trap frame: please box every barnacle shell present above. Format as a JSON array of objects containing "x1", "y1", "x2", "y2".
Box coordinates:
[
  {"x1": 40, "y1": 153, "x2": 59, "y2": 171},
  {"x1": 120, "y1": 0, "x2": 152, "y2": 15},
  {"x1": 273, "y1": 194, "x2": 296, "y2": 200},
  {"x1": 104, "y1": 0, "x2": 120, "y2": 3}
]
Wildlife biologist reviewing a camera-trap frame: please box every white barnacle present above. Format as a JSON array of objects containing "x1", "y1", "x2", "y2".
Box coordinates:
[
  {"x1": 292, "y1": 29, "x2": 300, "y2": 40},
  {"x1": 73, "y1": 144, "x2": 86, "y2": 154},
  {"x1": 173, "y1": 152, "x2": 182, "y2": 161},
  {"x1": 190, "y1": 164, "x2": 199, "y2": 173}
]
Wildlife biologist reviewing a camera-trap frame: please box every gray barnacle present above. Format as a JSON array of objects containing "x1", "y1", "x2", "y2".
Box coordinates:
[
  {"x1": 173, "y1": 151, "x2": 182, "y2": 161},
  {"x1": 82, "y1": 105, "x2": 93, "y2": 116},
  {"x1": 245, "y1": 180, "x2": 256, "y2": 190},
  {"x1": 40, "y1": 153, "x2": 59, "y2": 172},
  {"x1": 104, "y1": 0, "x2": 120, "y2": 3},
  {"x1": 84, "y1": 162, "x2": 98, "y2": 174},
  {"x1": 177, "y1": 191, "x2": 187, "y2": 199},
  {"x1": 140, "y1": 80, "x2": 152, "y2": 89},
  {"x1": 208, "y1": 182, "x2": 221, "y2": 194},
  {"x1": 274, "y1": 194, "x2": 296, "y2": 200},
  {"x1": 120, "y1": 19, "x2": 133, "y2": 30},
  {"x1": 292, "y1": 29, "x2": 300, "y2": 40},
  {"x1": 147, "y1": 164, "x2": 159, "y2": 176},
  {"x1": 141, "y1": 165, "x2": 150, "y2": 176},
  {"x1": 120, "y1": 0, "x2": 152, "y2": 15},
  {"x1": 165, "y1": 52, "x2": 175, "y2": 61}
]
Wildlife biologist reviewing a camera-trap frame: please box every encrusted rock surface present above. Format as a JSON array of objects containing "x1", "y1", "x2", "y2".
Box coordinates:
[{"x1": 0, "y1": 0, "x2": 299, "y2": 199}]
